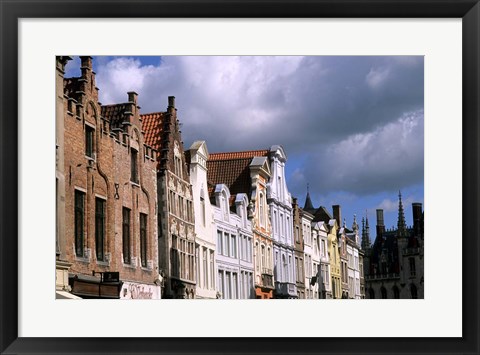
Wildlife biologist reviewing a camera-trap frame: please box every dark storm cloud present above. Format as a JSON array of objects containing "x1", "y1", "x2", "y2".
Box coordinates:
[{"x1": 73, "y1": 55, "x2": 424, "y2": 197}]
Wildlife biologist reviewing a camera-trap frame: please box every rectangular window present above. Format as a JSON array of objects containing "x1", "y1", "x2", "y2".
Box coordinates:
[
  {"x1": 200, "y1": 196, "x2": 206, "y2": 226},
  {"x1": 409, "y1": 257, "x2": 416, "y2": 276},
  {"x1": 196, "y1": 246, "x2": 201, "y2": 288},
  {"x1": 140, "y1": 213, "x2": 147, "y2": 267},
  {"x1": 131, "y1": 149, "x2": 138, "y2": 183},
  {"x1": 210, "y1": 250, "x2": 215, "y2": 289},
  {"x1": 74, "y1": 190, "x2": 85, "y2": 257},
  {"x1": 232, "y1": 273, "x2": 238, "y2": 299},
  {"x1": 85, "y1": 125, "x2": 94, "y2": 158},
  {"x1": 122, "y1": 207, "x2": 131, "y2": 264},
  {"x1": 231, "y1": 235, "x2": 236, "y2": 258},
  {"x1": 218, "y1": 270, "x2": 224, "y2": 298},
  {"x1": 217, "y1": 231, "x2": 223, "y2": 256},
  {"x1": 203, "y1": 247, "x2": 208, "y2": 287},
  {"x1": 225, "y1": 272, "x2": 231, "y2": 299},
  {"x1": 95, "y1": 198, "x2": 105, "y2": 261},
  {"x1": 171, "y1": 235, "x2": 178, "y2": 277},
  {"x1": 224, "y1": 233, "x2": 229, "y2": 256}
]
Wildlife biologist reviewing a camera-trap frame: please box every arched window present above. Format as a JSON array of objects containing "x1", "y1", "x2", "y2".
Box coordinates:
[
  {"x1": 261, "y1": 245, "x2": 266, "y2": 271},
  {"x1": 259, "y1": 192, "x2": 265, "y2": 227},
  {"x1": 221, "y1": 191, "x2": 228, "y2": 221},
  {"x1": 369, "y1": 288, "x2": 375, "y2": 299},
  {"x1": 255, "y1": 242, "x2": 259, "y2": 272},
  {"x1": 410, "y1": 284, "x2": 418, "y2": 299},
  {"x1": 393, "y1": 286, "x2": 400, "y2": 299},
  {"x1": 200, "y1": 189, "x2": 206, "y2": 226},
  {"x1": 381, "y1": 286, "x2": 387, "y2": 299}
]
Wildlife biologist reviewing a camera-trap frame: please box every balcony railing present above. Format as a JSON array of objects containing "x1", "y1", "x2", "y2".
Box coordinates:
[
  {"x1": 275, "y1": 281, "x2": 297, "y2": 296},
  {"x1": 262, "y1": 267, "x2": 273, "y2": 276},
  {"x1": 261, "y1": 274, "x2": 274, "y2": 289}
]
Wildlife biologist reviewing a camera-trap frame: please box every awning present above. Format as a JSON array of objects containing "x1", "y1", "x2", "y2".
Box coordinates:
[{"x1": 56, "y1": 290, "x2": 82, "y2": 299}]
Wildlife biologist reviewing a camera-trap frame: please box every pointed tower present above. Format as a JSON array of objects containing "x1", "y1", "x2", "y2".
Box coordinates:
[
  {"x1": 352, "y1": 214, "x2": 358, "y2": 232},
  {"x1": 361, "y1": 211, "x2": 371, "y2": 250},
  {"x1": 304, "y1": 183, "x2": 315, "y2": 213},
  {"x1": 397, "y1": 191, "x2": 408, "y2": 237}
]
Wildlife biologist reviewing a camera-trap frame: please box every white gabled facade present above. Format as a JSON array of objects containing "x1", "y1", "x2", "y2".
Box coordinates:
[
  {"x1": 302, "y1": 212, "x2": 314, "y2": 299},
  {"x1": 311, "y1": 221, "x2": 329, "y2": 299},
  {"x1": 346, "y1": 216, "x2": 362, "y2": 299},
  {"x1": 213, "y1": 184, "x2": 255, "y2": 299},
  {"x1": 317, "y1": 221, "x2": 332, "y2": 299},
  {"x1": 189, "y1": 141, "x2": 217, "y2": 299},
  {"x1": 267, "y1": 145, "x2": 297, "y2": 298}
]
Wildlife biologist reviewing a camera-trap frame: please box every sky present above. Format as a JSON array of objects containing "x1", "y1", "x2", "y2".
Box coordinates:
[{"x1": 65, "y1": 55, "x2": 424, "y2": 242}]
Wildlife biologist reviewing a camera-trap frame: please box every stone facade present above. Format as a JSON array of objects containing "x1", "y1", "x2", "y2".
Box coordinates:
[
  {"x1": 292, "y1": 198, "x2": 306, "y2": 299},
  {"x1": 267, "y1": 146, "x2": 296, "y2": 299},
  {"x1": 142, "y1": 97, "x2": 196, "y2": 299},
  {"x1": 364, "y1": 194, "x2": 424, "y2": 299},
  {"x1": 301, "y1": 210, "x2": 314, "y2": 298},
  {"x1": 188, "y1": 141, "x2": 217, "y2": 299},
  {"x1": 59, "y1": 56, "x2": 160, "y2": 299},
  {"x1": 212, "y1": 185, "x2": 255, "y2": 299}
]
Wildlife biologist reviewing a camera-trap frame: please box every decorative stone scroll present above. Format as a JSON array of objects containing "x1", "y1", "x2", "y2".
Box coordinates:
[{"x1": 170, "y1": 219, "x2": 178, "y2": 235}]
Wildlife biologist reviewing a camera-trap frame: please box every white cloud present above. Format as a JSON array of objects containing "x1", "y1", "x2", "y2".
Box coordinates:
[
  {"x1": 297, "y1": 109, "x2": 424, "y2": 196},
  {"x1": 366, "y1": 66, "x2": 391, "y2": 89},
  {"x1": 65, "y1": 55, "x2": 424, "y2": 198}
]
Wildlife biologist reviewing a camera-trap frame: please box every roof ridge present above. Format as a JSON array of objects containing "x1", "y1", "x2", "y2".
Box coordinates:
[
  {"x1": 140, "y1": 111, "x2": 166, "y2": 117},
  {"x1": 209, "y1": 149, "x2": 269, "y2": 161}
]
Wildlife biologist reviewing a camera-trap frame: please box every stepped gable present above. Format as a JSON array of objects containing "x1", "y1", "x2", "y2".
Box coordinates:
[
  {"x1": 63, "y1": 77, "x2": 84, "y2": 101},
  {"x1": 140, "y1": 112, "x2": 166, "y2": 170},
  {"x1": 207, "y1": 150, "x2": 269, "y2": 197},
  {"x1": 101, "y1": 103, "x2": 131, "y2": 129}
]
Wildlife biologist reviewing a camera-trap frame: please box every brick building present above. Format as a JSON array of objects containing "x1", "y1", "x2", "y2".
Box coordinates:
[
  {"x1": 142, "y1": 97, "x2": 196, "y2": 299},
  {"x1": 56, "y1": 56, "x2": 160, "y2": 299}
]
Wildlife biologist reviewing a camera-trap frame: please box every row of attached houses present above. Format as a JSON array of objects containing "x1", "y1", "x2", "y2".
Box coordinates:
[{"x1": 55, "y1": 56, "x2": 423, "y2": 300}]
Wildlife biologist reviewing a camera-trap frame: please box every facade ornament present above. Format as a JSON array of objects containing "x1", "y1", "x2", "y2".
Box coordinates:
[
  {"x1": 170, "y1": 219, "x2": 178, "y2": 235},
  {"x1": 179, "y1": 223, "x2": 186, "y2": 238}
]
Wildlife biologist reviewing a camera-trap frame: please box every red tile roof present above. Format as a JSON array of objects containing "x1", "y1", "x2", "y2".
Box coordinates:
[
  {"x1": 141, "y1": 112, "x2": 165, "y2": 152},
  {"x1": 101, "y1": 103, "x2": 130, "y2": 128},
  {"x1": 207, "y1": 149, "x2": 269, "y2": 197},
  {"x1": 208, "y1": 150, "x2": 269, "y2": 161}
]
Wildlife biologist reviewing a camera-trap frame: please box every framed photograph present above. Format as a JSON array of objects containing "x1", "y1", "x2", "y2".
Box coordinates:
[{"x1": 1, "y1": 0, "x2": 479, "y2": 354}]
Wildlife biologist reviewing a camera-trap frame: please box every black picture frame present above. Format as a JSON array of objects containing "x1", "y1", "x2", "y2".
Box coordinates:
[{"x1": 1, "y1": 1, "x2": 478, "y2": 354}]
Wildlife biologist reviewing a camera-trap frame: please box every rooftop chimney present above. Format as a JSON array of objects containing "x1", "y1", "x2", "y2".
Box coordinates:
[
  {"x1": 376, "y1": 209, "x2": 385, "y2": 237},
  {"x1": 80, "y1": 56, "x2": 93, "y2": 79},
  {"x1": 128, "y1": 91, "x2": 138, "y2": 104},
  {"x1": 333, "y1": 205, "x2": 341, "y2": 228},
  {"x1": 412, "y1": 202, "x2": 423, "y2": 237},
  {"x1": 168, "y1": 96, "x2": 175, "y2": 108}
]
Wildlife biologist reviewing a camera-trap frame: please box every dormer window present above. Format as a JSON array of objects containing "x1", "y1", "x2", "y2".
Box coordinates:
[
  {"x1": 85, "y1": 125, "x2": 94, "y2": 158},
  {"x1": 221, "y1": 191, "x2": 228, "y2": 221}
]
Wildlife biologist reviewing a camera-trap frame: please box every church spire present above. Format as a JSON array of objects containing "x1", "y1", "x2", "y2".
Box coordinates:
[
  {"x1": 397, "y1": 191, "x2": 407, "y2": 237},
  {"x1": 352, "y1": 214, "x2": 358, "y2": 232},
  {"x1": 361, "y1": 210, "x2": 371, "y2": 250},
  {"x1": 303, "y1": 183, "x2": 315, "y2": 212}
]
